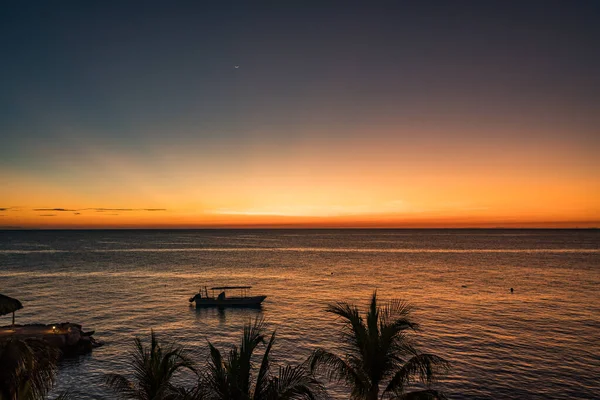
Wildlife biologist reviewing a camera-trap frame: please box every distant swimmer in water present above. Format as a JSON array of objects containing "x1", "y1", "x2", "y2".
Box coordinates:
[{"x1": 510, "y1": 288, "x2": 514, "y2": 293}]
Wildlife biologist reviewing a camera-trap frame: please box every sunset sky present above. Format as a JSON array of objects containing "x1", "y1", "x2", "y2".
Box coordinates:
[{"x1": 1, "y1": 1, "x2": 598, "y2": 228}]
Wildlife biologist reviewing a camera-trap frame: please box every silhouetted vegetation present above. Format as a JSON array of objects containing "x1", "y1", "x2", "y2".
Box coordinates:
[
  {"x1": 1, "y1": 294, "x2": 449, "y2": 400},
  {"x1": 202, "y1": 318, "x2": 324, "y2": 400},
  {"x1": 0, "y1": 337, "x2": 70, "y2": 400},
  {"x1": 104, "y1": 331, "x2": 196, "y2": 400},
  {"x1": 105, "y1": 319, "x2": 323, "y2": 400},
  {"x1": 309, "y1": 292, "x2": 449, "y2": 400}
]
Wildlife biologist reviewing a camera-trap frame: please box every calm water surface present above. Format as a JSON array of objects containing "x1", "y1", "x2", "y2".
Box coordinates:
[{"x1": 0, "y1": 230, "x2": 598, "y2": 399}]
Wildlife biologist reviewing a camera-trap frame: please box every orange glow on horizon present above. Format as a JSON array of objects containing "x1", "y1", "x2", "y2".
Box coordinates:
[
  {"x1": 1, "y1": 203, "x2": 597, "y2": 229},
  {"x1": 1, "y1": 124, "x2": 598, "y2": 229}
]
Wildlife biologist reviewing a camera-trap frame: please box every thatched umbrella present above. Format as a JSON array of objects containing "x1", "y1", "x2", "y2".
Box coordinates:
[{"x1": 0, "y1": 294, "x2": 23, "y2": 326}]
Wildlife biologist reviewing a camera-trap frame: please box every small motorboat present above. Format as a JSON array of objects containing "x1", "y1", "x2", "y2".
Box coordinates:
[{"x1": 189, "y1": 286, "x2": 266, "y2": 308}]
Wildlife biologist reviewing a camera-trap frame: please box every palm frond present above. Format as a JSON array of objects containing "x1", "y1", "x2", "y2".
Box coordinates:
[
  {"x1": 169, "y1": 383, "x2": 210, "y2": 400},
  {"x1": 383, "y1": 354, "x2": 449, "y2": 396},
  {"x1": 366, "y1": 291, "x2": 380, "y2": 344},
  {"x1": 0, "y1": 337, "x2": 60, "y2": 400},
  {"x1": 308, "y1": 348, "x2": 367, "y2": 397},
  {"x1": 326, "y1": 302, "x2": 369, "y2": 361},
  {"x1": 205, "y1": 342, "x2": 229, "y2": 399},
  {"x1": 23, "y1": 339, "x2": 60, "y2": 400},
  {"x1": 162, "y1": 347, "x2": 197, "y2": 380},
  {"x1": 104, "y1": 373, "x2": 137, "y2": 399},
  {"x1": 106, "y1": 331, "x2": 197, "y2": 400},
  {"x1": 380, "y1": 300, "x2": 418, "y2": 332},
  {"x1": 266, "y1": 365, "x2": 325, "y2": 400},
  {"x1": 241, "y1": 317, "x2": 266, "y2": 357},
  {"x1": 232, "y1": 317, "x2": 265, "y2": 396},
  {"x1": 253, "y1": 331, "x2": 276, "y2": 400},
  {"x1": 319, "y1": 294, "x2": 449, "y2": 400}
]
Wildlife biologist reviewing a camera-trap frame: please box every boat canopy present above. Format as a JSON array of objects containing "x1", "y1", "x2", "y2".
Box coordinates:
[{"x1": 210, "y1": 286, "x2": 252, "y2": 290}]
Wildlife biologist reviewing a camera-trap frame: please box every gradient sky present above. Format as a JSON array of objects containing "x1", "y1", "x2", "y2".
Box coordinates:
[{"x1": 1, "y1": 1, "x2": 599, "y2": 228}]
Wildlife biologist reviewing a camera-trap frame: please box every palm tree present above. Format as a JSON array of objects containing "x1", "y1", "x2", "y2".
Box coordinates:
[
  {"x1": 105, "y1": 330, "x2": 197, "y2": 400},
  {"x1": 309, "y1": 292, "x2": 449, "y2": 400},
  {"x1": 202, "y1": 318, "x2": 324, "y2": 400},
  {"x1": 0, "y1": 337, "x2": 62, "y2": 400}
]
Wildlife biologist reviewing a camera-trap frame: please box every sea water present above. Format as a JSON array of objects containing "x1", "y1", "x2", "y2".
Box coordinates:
[{"x1": 0, "y1": 229, "x2": 598, "y2": 399}]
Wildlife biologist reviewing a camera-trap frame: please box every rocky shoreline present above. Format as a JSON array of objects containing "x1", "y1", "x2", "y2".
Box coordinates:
[{"x1": 0, "y1": 322, "x2": 103, "y2": 356}]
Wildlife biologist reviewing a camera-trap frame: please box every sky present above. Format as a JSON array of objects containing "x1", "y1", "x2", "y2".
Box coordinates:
[{"x1": 1, "y1": 1, "x2": 599, "y2": 228}]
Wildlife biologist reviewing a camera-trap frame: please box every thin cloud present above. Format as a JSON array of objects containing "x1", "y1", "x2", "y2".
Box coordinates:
[
  {"x1": 0, "y1": 208, "x2": 8, "y2": 211},
  {"x1": 92, "y1": 208, "x2": 166, "y2": 212},
  {"x1": 24, "y1": 207, "x2": 166, "y2": 213},
  {"x1": 33, "y1": 208, "x2": 79, "y2": 212},
  {"x1": 74, "y1": 212, "x2": 81, "y2": 215},
  {"x1": 38, "y1": 214, "x2": 57, "y2": 217}
]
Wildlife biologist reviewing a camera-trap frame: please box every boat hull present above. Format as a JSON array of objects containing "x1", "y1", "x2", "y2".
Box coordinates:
[{"x1": 192, "y1": 295, "x2": 266, "y2": 308}]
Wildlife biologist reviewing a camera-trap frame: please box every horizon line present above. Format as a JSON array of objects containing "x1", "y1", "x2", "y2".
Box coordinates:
[{"x1": 0, "y1": 226, "x2": 598, "y2": 231}]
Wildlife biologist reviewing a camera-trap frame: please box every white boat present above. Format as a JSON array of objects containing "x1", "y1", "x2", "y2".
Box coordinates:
[{"x1": 189, "y1": 286, "x2": 266, "y2": 308}]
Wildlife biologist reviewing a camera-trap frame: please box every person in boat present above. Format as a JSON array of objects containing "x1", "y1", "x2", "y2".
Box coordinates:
[{"x1": 217, "y1": 291, "x2": 226, "y2": 300}]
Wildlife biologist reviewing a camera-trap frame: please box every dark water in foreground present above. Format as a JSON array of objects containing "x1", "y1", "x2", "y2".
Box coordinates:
[{"x1": 0, "y1": 229, "x2": 599, "y2": 399}]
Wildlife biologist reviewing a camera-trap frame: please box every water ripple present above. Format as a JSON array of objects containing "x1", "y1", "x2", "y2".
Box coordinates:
[{"x1": 0, "y1": 229, "x2": 598, "y2": 399}]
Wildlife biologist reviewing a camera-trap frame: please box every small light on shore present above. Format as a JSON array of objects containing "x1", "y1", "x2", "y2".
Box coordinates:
[{"x1": 52, "y1": 325, "x2": 56, "y2": 332}]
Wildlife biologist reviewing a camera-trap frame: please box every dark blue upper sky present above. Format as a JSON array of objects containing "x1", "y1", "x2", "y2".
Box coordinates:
[{"x1": 2, "y1": 1, "x2": 599, "y2": 149}]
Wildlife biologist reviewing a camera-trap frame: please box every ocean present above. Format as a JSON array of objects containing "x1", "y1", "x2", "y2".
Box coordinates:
[{"x1": 0, "y1": 229, "x2": 598, "y2": 399}]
